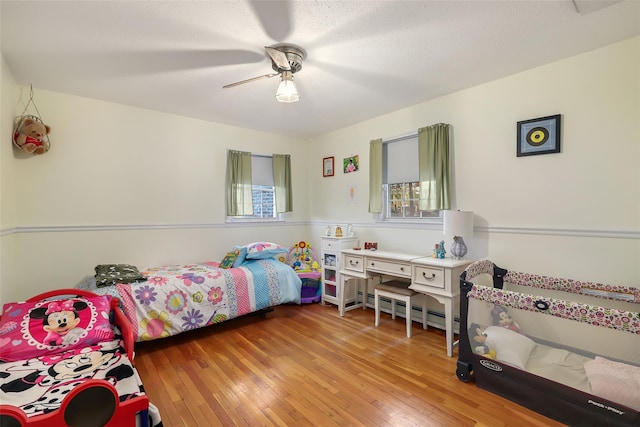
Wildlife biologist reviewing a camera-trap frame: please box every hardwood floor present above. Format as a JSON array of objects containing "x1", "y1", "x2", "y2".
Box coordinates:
[{"x1": 134, "y1": 303, "x2": 565, "y2": 427}]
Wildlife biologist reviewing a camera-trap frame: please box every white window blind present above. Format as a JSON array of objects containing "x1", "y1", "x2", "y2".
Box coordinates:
[
  {"x1": 384, "y1": 135, "x2": 419, "y2": 184},
  {"x1": 251, "y1": 155, "x2": 274, "y2": 186}
]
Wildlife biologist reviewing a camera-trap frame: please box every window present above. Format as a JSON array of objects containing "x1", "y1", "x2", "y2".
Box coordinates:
[
  {"x1": 382, "y1": 134, "x2": 440, "y2": 220},
  {"x1": 385, "y1": 182, "x2": 439, "y2": 219},
  {"x1": 227, "y1": 154, "x2": 279, "y2": 221},
  {"x1": 247, "y1": 155, "x2": 276, "y2": 219},
  {"x1": 251, "y1": 185, "x2": 275, "y2": 218}
]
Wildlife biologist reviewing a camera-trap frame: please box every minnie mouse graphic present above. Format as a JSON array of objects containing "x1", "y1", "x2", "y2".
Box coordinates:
[
  {"x1": 0, "y1": 343, "x2": 136, "y2": 417},
  {"x1": 29, "y1": 300, "x2": 89, "y2": 346}
]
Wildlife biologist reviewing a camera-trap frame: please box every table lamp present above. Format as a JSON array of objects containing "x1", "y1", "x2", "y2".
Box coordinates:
[{"x1": 443, "y1": 210, "x2": 474, "y2": 259}]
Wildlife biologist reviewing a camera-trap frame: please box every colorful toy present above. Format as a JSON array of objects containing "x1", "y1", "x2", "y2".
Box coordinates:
[
  {"x1": 288, "y1": 241, "x2": 320, "y2": 272},
  {"x1": 433, "y1": 241, "x2": 447, "y2": 259},
  {"x1": 491, "y1": 305, "x2": 522, "y2": 333},
  {"x1": 287, "y1": 241, "x2": 322, "y2": 304},
  {"x1": 13, "y1": 115, "x2": 51, "y2": 155},
  {"x1": 468, "y1": 323, "x2": 497, "y2": 359}
]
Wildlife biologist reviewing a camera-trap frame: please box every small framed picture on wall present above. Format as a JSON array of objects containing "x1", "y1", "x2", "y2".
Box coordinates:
[
  {"x1": 343, "y1": 155, "x2": 359, "y2": 173},
  {"x1": 323, "y1": 156, "x2": 334, "y2": 177}
]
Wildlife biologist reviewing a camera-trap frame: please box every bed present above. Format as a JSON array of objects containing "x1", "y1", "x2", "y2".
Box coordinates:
[
  {"x1": 76, "y1": 243, "x2": 302, "y2": 342},
  {"x1": 456, "y1": 260, "x2": 640, "y2": 427},
  {"x1": 0, "y1": 289, "x2": 160, "y2": 427}
]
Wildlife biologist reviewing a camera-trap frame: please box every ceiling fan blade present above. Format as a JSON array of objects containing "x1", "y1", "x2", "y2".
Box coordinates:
[
  {"x1": 249, "y1": 0, "x2": 292, "y2": 41},
  {"x1": 222, "y1": 73, "x2": 280, "y2": 89},
  {"x1": 44, "y1": 49, "x2": 266, "y2": 79},
  {"x1": 265, "y1": 47, "x2": 290, "y2": 71}
]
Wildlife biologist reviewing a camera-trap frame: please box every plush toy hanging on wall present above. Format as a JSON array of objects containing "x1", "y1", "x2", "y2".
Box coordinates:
[
  {"x1": 13, "y1": 115, "x2": 51, "y2": 155},
  {"x1": 12, "y1": 85, "x2": 51, "y2": 155}
]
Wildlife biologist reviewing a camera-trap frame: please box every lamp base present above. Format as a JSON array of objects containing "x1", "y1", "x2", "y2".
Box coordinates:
[{"x1": 450, "y1": 236, "x2": 468, "y2": 259}]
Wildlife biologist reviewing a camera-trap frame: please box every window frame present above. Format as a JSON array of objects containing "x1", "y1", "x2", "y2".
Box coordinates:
[
  {"x1": 383, "y1": 181, "x2": 441, "y2": 221},
  {"x1": 379, "y1": 133, "x2": 444, "y2": 223},
  {"x1": 225, "y1": 154, "x2": 283, "y2": 223}
]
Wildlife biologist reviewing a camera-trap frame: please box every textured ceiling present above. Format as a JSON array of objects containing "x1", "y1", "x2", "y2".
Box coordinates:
[{"x1": 1, "y1": 1, "x2": 639, "y2": 138}]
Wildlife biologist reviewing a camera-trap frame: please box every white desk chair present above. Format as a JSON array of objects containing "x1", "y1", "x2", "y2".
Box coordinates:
[{"x1": 374, "y1": 281, "x2": 427, "y2": 338}]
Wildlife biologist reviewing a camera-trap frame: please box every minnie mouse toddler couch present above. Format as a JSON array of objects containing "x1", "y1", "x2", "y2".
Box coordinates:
[
  {"x1": 0, "y1": 289, "x2": 161, "y2": 427},
  {"x1": 457, "y1": 260, "x2": 639, "y2": 427}
]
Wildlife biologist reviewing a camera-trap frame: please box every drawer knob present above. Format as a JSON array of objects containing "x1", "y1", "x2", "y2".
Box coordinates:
[
  {"x1": 423, "y1": 272, "x2": 436, "y2": 280},
  {"x1": 349, "y1": 260, "x2": 359, "y2": 266},
  {"x1": 400, "y1": 267, "x2": 405, "y2": 271}
]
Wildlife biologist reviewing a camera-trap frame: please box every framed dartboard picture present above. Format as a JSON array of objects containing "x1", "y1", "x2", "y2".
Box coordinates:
[{"x1": 517, "y1": 114, "x2": 561, "y2": 157}]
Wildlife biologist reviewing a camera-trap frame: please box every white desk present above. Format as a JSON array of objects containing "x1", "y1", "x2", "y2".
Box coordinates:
[
  {"x1": 339, "y1": 249, "x2": 472, "y2": 357},
  {"x1": 337, "y1": 250, "x2": 422, "y2": 315}
]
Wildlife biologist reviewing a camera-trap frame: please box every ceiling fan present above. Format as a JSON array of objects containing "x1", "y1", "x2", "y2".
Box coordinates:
[{"x1": 222, "y1": 44, "x2": 307, "y2": 103}]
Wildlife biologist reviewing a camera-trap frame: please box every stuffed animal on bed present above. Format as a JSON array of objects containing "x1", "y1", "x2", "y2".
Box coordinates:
[
  {"x1": 491, "y1": 305, "x2": 522, "y2": 333},
  {"x1": 468, "y1": 323, "x2": 497, "y2": 359},
  {"x1": 13, "y1": 117, "x2": 51, "y2": 155}
]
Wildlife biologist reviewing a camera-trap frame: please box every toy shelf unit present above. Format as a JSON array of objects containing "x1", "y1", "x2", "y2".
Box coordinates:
[
  {"x1": 287, "y1": 241, "x2": 322, "y2": 303},
  {"x1": 320, "y1": 236, "x2": 358, "y2": 308}
]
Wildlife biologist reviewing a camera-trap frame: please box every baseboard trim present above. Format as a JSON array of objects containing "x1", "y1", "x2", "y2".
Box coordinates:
[{"x1": 362, "y1": 292, "x2": 457, "y2": 334}]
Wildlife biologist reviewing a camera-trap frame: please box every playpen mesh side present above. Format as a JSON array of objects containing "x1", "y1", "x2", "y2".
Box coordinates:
[
  {"x1": 467, "y1": 284, "x2": 640, "y2": 336},
  {"x1": 504, "y1": 270, "x2": 640, "y2": 303},
  {"x1": 462, "y1": 260, "x2": 639, "y2": 303},
  {"x1": 462, "y1": 259, "x2": 495, "y2": 282}
]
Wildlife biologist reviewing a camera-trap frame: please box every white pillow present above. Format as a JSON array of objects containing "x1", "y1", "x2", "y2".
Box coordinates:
[{"x1": 483, "y1": 326, "x2": 536, "y2": 370}]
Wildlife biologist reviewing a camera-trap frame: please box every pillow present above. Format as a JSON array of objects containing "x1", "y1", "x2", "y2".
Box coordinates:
[
  {"x1": 584, "y1": 356, "x2": 640, "y2": 410},
  {"x1": 245, "y1": 242, "x2": 288, "y2": 260},
  {"x1": 232, "y1": 246, "x2": 248, "y2": 268},
  {"x1": 219, "y1": 251, "x2": 237, "y2": 269},
  {"x1": 483, "y1": 325, "x2": 536, "y2": 370},
  {"x1": 0, "y1": 295, "x2": 115, "y2": 362},
  {"x1": 94, "y1": 264, "x2": 145, "y2": 287}
]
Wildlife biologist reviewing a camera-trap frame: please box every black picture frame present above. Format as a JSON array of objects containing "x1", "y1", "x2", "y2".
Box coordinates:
[{"x1": 517, "y1": 114, "x2": 561, "y2": 157}]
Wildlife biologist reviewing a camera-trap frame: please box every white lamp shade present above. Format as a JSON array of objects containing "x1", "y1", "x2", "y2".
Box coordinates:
[
  {"x1": 275, "y1": 71, "x2": 300, "y2": 103},
  {"x1": 443, "y1": 210, "x2": 474, "y2": 237}
]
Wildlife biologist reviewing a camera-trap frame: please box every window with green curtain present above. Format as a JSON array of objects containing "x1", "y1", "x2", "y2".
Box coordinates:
[
  {"x1": 372, "y1": 124, "x2": 451, "y2": 220},
  {"x1": 272, "y1": 154, "x2": 292, "y2": 213},
  {"x1": 418, "y1": 123, "x2": 450, "y2": 211},
  {"x1": 226, "y1": 149, "x2": 253, "y2": 216}
]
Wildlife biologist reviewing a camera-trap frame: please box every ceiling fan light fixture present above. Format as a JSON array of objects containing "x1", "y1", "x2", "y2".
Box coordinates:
[{"x1": 275, "y1": 71, "x2": 299, "y2": 103}]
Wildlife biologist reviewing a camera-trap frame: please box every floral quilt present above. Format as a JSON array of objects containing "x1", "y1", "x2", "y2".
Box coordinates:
[{"x1": 80, "y1": 259, "x2": 301, "y2": 342}]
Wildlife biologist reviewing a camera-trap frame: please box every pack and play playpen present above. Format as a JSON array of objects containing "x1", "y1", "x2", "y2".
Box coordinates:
[{"x1": 457, "y1": 260, "x2": 639, "y2": 427}]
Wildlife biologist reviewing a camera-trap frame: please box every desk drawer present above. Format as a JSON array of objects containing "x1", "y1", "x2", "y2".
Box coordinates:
[
  {"x1": 344, "y1": 254, "x2": 364, "y2": 273},
  {"x1": 367, "y1": 258, "x2": 411, "y2": 277},
  {"x1": 413, "y1": 266, "x2": 445, "y2": 289}
]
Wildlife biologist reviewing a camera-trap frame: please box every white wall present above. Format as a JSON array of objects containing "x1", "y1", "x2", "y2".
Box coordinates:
[
  {"x1": 1, "y1": 54, "x2": 18, "y2": 304},
  {"x1": 307, "y1": 37, "x2": 640, "y2": 284},
  {"x1": 0, "y1": 82, "x2": 310, "y2": 303},
  {"x1": 12, "y1": 91, "x2": 310, "y2": 226}
]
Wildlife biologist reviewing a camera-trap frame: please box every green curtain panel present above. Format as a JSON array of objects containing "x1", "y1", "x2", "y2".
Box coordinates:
[
  {"x1": 418, "y1": 123, "x2": 451, "y2": 211},
  {"x1": 226, "y1": 149, "x2": 253, "y2": 216},
  {"x1": 368, "y1": 138, "x2": 383, "y2": 213},
  {"x1": 273, "y1": 154, "x2": 292, "y2": 213}
]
